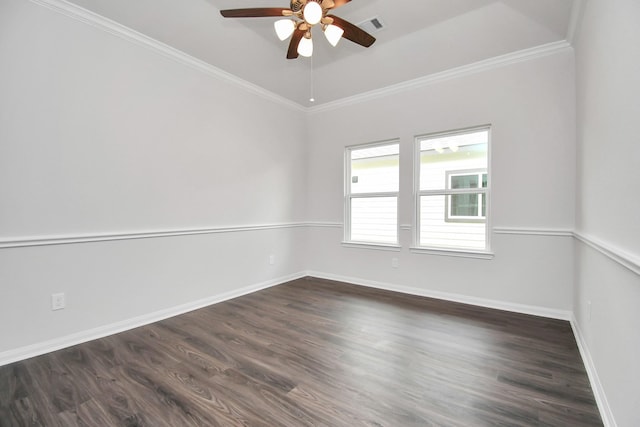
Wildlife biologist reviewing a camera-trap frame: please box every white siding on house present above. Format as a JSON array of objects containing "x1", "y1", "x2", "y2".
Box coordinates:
[
  {"x1": 420, "y1": 196, "x2": 486, "y2": 249},
  {"x1": 351, "y1": 197, "x2": 397, "y2": 244},
  {"x1": 418, "y1": 140, "x2": 488, "y2": 250},
  {"x1": 347, "y1": 144, "x2": 399, "y2": 244}
]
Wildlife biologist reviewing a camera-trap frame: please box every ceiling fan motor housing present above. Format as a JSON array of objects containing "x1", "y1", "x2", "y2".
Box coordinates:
[{"x1": 290, "y1": 0, "x2": 305, "y2": 13}]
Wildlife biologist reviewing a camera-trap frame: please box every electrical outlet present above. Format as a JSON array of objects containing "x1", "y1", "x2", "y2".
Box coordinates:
[
  {"x1": 392, "y1": 258, "x2": 399, "y2": 268},
  {"x1": 51, "y1": 293, "x2": 65, "y2": 311},
  {"x1": 269, "y1": 254, "x2": 275, "y2": 265}
]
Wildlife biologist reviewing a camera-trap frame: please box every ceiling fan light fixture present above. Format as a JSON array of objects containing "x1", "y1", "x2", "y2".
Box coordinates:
[
  {"x1": 323, "y1": 24, "x2": 344, "y2": 47},
  {"x1": 297, "y1": 34, "x2": 313, "y2": 57},
  {"x1": 274, "y1": 19, "x2": 295, "y2": 41},
  {"x1": 303, "y1": 1, "x2": 323, "y2": 26}
]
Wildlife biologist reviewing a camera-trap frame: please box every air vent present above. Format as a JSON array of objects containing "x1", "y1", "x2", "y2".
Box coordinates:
[{"x1": 358, "y1": 17, "x2": 385, "y2": 34}]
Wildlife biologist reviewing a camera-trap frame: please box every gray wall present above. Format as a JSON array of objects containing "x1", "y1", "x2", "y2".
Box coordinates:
[
  {"x1": 573, "y1": 0, "x2": 640, "y2": 425},
  {"x1": 306, "y1": 50, "x2": 576, "y2": 315},
  {"x1": 0, "y1": 0, "x2": 308, "y2": 357}
]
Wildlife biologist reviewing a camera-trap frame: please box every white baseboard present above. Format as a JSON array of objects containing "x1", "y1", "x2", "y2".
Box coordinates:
[
  {"x1": 0, "y1": 272, "x2": 306, "y2": 367},
  {"x1": 570, "y1": 316, "x2": 617, "y2": 427},
  {"x1": 1, "y1": 270, "x2": 613, "y2": 426},
  {"x1": 305, "y1": 271, "x2": 572, "y2": 320}
]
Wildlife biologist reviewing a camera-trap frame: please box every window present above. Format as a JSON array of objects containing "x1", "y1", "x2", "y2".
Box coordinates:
[
  {"x1": 345, "y1": 141, "x2": 399, "y2": 245},
  {"x1": 446, "y1": 170, "x2": 487, "y2": 222},
  {"x1": 415, "y1": 127, "x2": 490, "y2": 252}
]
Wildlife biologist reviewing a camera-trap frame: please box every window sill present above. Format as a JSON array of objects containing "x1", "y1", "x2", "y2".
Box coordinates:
[
  {"x1": 409, "y1": 246, "x2": 494, "y2": 260},
  {"x1": 341, "y1": 242, "x2": 402, "y2": 252}
]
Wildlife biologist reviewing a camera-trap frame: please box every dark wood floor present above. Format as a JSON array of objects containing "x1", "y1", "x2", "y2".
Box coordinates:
[{"x1": 0, "y1": 277, "x2": 602, "y2": 426}]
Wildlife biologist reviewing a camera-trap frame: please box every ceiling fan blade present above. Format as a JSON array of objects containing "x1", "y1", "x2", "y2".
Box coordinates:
[
  {"x1": 327, "y1": 15, "x2": 375, "y2": 47},
  {"x1": 331, "y1": 0, "x2": 352, "y2": 9},
  {"x1": 220, "y1": 8, "x2": 290, "y2": 18},
  {"x1": 287, "y1": 28, "x2": 305, "y2": 59}
]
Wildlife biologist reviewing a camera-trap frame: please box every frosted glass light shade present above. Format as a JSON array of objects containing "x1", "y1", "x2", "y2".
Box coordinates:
[
  {"x1": 303, "y1": 1, "x2": 322, "y2": 26},
  {"x1": 324, "y1": 24, "x2": 344, "y2": 46},
  {"x1": 274, "y1": 19, "x2": 295, "y2": 41},
  {"x1": 297, "y1": 36, "x2": 313, "y2": 57}
]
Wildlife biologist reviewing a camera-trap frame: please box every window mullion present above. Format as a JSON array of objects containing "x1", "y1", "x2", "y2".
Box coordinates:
[
  {"x1": 418, "y1": 188, "x2": 487, "y2": 196},
  {"x1": 350, "y1": 191, "x2": 399, "y2": 199}
]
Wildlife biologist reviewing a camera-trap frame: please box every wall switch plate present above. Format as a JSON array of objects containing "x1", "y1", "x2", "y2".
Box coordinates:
[
  {"x1": 51, "y1": 293, "x2": 65, "y2": 311},
  {"x1": 587, "y1": 300, "x2": 592, "y2": 321},
  {"x1": 392, "y1": 258, "x2": 399, "y2": 268},
  {"x1": 269, "y1": 254, "x2": 275, "y2": 265}
]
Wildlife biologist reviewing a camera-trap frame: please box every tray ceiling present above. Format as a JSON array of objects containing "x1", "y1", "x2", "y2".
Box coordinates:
[{"x1": 64, "y1": 0, "x2": 575, "y2": 106}]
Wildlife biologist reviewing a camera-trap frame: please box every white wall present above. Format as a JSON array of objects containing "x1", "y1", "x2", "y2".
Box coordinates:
[
  {"x1": 0, "y1": 0, "x2": 307, "y2": 358},
  {"x1": 306, "y1": 50, "x2": 576, "y2": 313},
  {"x1": 573, "y1": 1, "x2": 640, "y2": 425}
]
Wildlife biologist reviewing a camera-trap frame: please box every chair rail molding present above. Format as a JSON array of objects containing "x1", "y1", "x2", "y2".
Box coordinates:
[
  {"x1": 573, "y1": 231, "x2": 640, "y2": 276},
  {"x1": 0, "y1": 223, "x2": 308, "y2": 249}
]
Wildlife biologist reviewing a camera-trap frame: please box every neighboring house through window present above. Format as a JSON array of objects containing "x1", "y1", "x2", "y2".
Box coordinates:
[
  {"x1": 415, "y1": 127, "x2": 490, "y2": 252},
  {"x1": 446, "y1": 170, "x2": 487, "y2": 222}
]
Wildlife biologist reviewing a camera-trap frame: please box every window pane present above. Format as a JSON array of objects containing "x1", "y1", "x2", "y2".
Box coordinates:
[
  {"x1": 420, "y1": 195, "x2": 486, "y2": 249},
  {"x1": 450, "y1": 193, "x2": 479, "y2": 217},
  {"x1": 450, "y1": 174, "x2": 478, "y2": 189},
  {"x1": 419, "y1": 130, "x2": 488, "y2": 191},
  {"x1": 351, "y1": 144, "x2": 399, "y2": 194},
  {"x1": 351, "y1": 197, "x2": 397, "y2": 244}
]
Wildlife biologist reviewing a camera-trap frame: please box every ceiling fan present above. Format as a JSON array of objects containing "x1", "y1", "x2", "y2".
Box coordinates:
[{"x1": 220, "y1": 0, "x2": 376, "y2": 59}]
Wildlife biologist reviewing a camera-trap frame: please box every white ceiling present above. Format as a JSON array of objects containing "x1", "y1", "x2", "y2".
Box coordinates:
[{"x1": 65, "y1": 0, "x2": 575, "y2": 107}]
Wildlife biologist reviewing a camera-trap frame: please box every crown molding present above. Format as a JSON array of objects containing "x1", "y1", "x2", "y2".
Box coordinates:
[
  {"x1": 29, "y1": 0, "x2": 305, "y2": 112},
  {"x1": 308, "y1": 40, "x2": 572, "y2": 114},
  {"x1": 29, "y1": 0, "x2": 574, "y2": 114}
]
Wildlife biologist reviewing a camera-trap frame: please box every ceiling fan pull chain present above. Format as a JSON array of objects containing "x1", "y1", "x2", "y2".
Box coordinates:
[{"x1": 309, "y1": 55, "x2": 315, "y2": 103}]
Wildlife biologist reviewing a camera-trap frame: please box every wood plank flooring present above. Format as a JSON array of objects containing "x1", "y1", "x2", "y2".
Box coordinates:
[{"x1": 0, "y1": 277, "x2": 603, "y2": 426}]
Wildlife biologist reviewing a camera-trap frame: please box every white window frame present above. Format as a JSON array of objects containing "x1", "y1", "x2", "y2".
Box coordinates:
[
  {"x1": 344, "y1": 139, "x2": 400, "y2": 249},
  {"x1": 412, "y1": 126, "x2": 493, "y2": 259}
]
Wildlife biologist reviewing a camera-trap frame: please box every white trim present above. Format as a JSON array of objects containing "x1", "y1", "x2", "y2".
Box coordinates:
[
  {"x1": 409, "y1": 247, "x2": 494, "y2": 260},
  {"x1": 304, "y1": 221, "x2": 343, "y2": 229},
  {"x1": 28, "y1": 0, "x2": 304, "y2": 112},
  {"x1": 0, "y1": 223, "x2": 308, "y2": 249},
  {"x1": 29, "y1": 0, "x2": 573, "y2": 112},
  {"x1": 308, "y1": 40, "x2": 572, "y2": 113},
  {"x1": 413, "y1": 125, "x2": 492, "y2": 255},
  {"x1": 0, "y1": 272, "x2": 307, "y2": 367},
  {"x1": 304, "y1": 221, "x2": 342, "y2": 229},
  {"x1": 344, "y1": 139, "x2": 401, "y2": 247},
  {"x1": 493, "y1": 227, "x2": 574, "y2": 237},
  {"x1": 341, "y1": 242, "x2": 401, "y2": 252},
  {"x1": 574, "y1": 232, "x2": 640, "y2": 276},
  {"x1": 570, "y1": 316, "x2": 617, "y2": 427},
  {"x1": 306, "y1": 271, "x2": 571, "y2": 320},
  {"x1": 567, "y1": 0, "x2": 586, "y2": 45}
]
